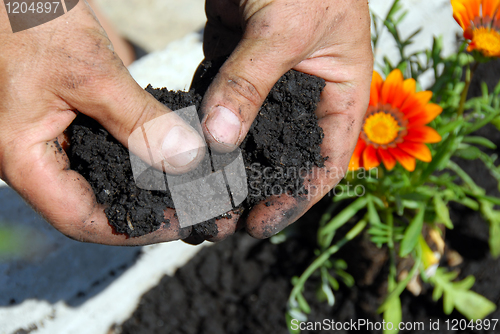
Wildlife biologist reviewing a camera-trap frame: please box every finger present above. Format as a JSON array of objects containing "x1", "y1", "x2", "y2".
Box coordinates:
[
  {"x1": 182, "y1": 210, "x2": 243, "y2": 244},
  {"x1": 205, "y1": 210, "x2": 244, "y2": 242},
  {"x1": 199, "y1": 2, "x2": 322, "y2": 152},
  {"x1": 246, "y1": 194, "x2": 309, "y2": 239},
  {"x1": 246, "y1": 97, "x2": 366, "y2": 239},
  {"x1": 2, "y1": 140, "x2": 191, "y2": 245}
]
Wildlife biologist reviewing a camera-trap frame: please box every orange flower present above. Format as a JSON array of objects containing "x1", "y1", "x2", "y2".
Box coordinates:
[
  {"x1": 348, "y1": 70, "x2": 442, "y2": 172},
  {"x1": 452, "y1": 0, "x2": 500, "y2": 57}
]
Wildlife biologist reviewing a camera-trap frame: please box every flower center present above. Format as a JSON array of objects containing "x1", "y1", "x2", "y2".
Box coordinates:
[
  {"x1": 471, "y1": 27, "x2": 500, "y2": 57},
  {"x1": 361, "y1": 105, "x2": 407, "y2": 148}
]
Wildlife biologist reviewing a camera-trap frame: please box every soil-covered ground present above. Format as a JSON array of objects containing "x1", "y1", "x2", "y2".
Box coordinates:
[
  {"x1": 117, "y1": 61, "x2": 500, "y2": 334},
  {"x1": 117, "y1": 190, "x2": 500, "y2": 334}
]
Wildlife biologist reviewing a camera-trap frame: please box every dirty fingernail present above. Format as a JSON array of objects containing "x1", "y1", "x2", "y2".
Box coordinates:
[
  {"x1": 162, "y1": 126, "x2": 201, "y2": 168},
  {"x1": 205, "y1": 106, "x2": 241, "y2": 146}
]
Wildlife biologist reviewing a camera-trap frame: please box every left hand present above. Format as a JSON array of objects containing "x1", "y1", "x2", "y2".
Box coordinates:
[{"x1": 195, "y1": 0, "x2": 373, "y2": 241}]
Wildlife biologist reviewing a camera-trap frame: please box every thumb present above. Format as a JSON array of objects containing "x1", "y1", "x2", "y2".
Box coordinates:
[
  {"x1": 61, "y1": 67, "x2": 206, "y2": 175},
  {"x1": 200, "y1": 6, "x2": 314, "y2": 152}
]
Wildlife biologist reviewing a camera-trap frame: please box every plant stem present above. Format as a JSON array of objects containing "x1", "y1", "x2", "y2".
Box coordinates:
[
  {"x1": 289, "y1": 218, "x2": 367, "y2": 304},
  {"x1": 447, "y1": 160, "x2": 479, "y2": 191},
  {"x1": 386, "y1": 210, "x2": 397, "y2": 292},
  {"x1": 457, "y1": 62, "x2": 479, "y2": 117}
]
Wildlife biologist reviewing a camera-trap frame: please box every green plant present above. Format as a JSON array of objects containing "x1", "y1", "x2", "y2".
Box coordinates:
[{"x1": 287, "y1": 1, "x2": 500, "y2": 332}]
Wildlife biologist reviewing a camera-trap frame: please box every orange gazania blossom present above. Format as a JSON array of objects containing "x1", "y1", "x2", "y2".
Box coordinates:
[
  {"x1": 452, "y1": 0, "x2": 500, "y2": 57},
  {"x1": 348, "y1": 69, "x2": 442, "y2": 172}
]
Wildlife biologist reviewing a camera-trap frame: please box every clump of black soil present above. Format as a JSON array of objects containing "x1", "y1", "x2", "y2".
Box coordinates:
[
  {"x1": 68, "y1": 66, "x2": 325, "y2": 238},
  {"x1": 232, "y1": 70, "x2": 327, "y2": 206}
]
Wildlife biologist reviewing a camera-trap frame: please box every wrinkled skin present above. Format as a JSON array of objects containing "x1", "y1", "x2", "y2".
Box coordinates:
[
  {"x1": 196, "y1": 0, "x2": 373, "y2": 241},
  {"x1": 0, "y1": 0, "x2": 372, "y2": 246}
]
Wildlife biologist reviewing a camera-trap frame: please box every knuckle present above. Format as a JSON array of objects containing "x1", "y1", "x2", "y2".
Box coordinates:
[{"x1": 221, "y1": 72, "x2": 264, "y2": 109}]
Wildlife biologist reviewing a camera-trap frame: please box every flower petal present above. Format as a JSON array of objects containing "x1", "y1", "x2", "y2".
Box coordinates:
[
  {"x1": 380, "y1": 69, "x2": 404, "y2": 107},
  {"x1": 370, "y1": 71, "x2": 383, "y2": 106},
  {"x1": 372, "y1": 71, "x2": 383, "y2": 90},
  {"x1": 388, "y1": 147, "x2": 416, "y2": 171},
  {"x1": 469, "y1": 0, "x2": 481, "y2": 19},
  {"x1": 463, "y1": 0, "x2": 480, "y2": 22},
  {"x1": 348, "y1": 139, "x2": 366, "y2": 171},
  {"x1": 362, "y1": 145, "x2": 380, "y2": 170},
  {"x1": 400, "y1": 91, "x2": 433, "y2": 116},
  {"x1": 405, "y1": 126, "x2": 442, "y2": 143},
  {"x1": 377, "y1": 148, "x2": 396, "y2": 170},
  {"x1": 482, "y1": 0, "x2": 500, "y2": 18},
  {"x1": 452, "y1": 0, "x2": 481, "y2": 35},
  {"x1": 392, "y1": 78, "x2": 417, "y2": 108},
  {"x1": 407, "y1": 103, "x2": 443, "y2": 127},
  {"x1": 398, "y1": 141, "x2": 432, "y2": 162},
  {"x1": 451, "y1": 0, "x2": 472, "y2": 31}
]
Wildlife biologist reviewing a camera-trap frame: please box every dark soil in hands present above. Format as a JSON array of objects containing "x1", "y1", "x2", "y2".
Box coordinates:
[{"x1": 67, "y1": 67, "x2": 326, "y2": 238}]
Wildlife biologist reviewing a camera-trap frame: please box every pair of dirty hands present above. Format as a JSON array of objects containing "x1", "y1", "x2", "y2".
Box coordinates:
[{"x1": 0, "y1": 0, "x2": 372, "y2": 245}]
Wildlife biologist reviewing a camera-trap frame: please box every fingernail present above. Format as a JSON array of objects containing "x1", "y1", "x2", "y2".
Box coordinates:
[
  {"x1": 162, "y1": 126, "x2": 202, "y2": 168},
  {"x1": 205, "y1": 106, "x2": 241, "y2": 146}
]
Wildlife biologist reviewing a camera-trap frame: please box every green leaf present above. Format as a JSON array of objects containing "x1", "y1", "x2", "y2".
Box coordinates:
[
  {"x1": 432, "y1": 285, "x2": 444, "y2": 301},
  {"x1": 443, "y1": 290, "x2": 454, "y2": 315},
  {"x1": 385, "y1": 0, "x2": 402, "y2": 20},
  {"x1": 454, "y1": 145, "x2": 482, "y2": 160},
  {"x1": 383, "y1": 295, "x2": 402, "y2": 334},
  {"x1": 402, "y1": 200, "x2": 420, "y2": 209},
  {"x1": 465, "y1": 107, "x2": 500, "y2": 134},
  {"x1": 471, "y1": 193, "x2": 500, "y2": 206},
  {"x1": 296, "y1": 292, "x2": 311, "y2": 314},
  {"x1": 400, "y1": 192, "x2": 431, "y2": 202},
  {"x1": 368, "y1": 227, "x2": 389, "y2": 236},
  {"x1": 492, "y1": 116, "x2": 500, "y2": 132},
  {"x1": 320, "y1": 197, "x2": 368, "y2": 236},
  {"x1": 326, "y1": 273, "x2": 340, "y2": 291},
  {"x1": 317, "y1": 280, "x2": 335, "y2": 307},
  {"x1": 452, "y1": 196, "x2": 479, "y2": 210},
  {"x1": 454, "y1": 290, "x2": 497, "y2": 320},
  {"x1": 438, "y1": 118, "x2": 463, "y2": 135},
  {"x1": 494, "y1": 81, "x2": 500, "y2": 96},
  {"x1": 400, "y1": 204, "x2": 426, "y2": 257},
  {"x1": 453, "y1": 275, "x2": 475, "y2": 291},
  {"x1": 433, "y1": 195, "x2": 454, "y2": 229},
  {"x1": 370, "y1": 236, "x2": 389, "y2": 245},
  {"x1": 489, "y1": 220, "x2": 500, "y2": 258},
  {"x1": 462, "y1": 136, "x2": 497, "y2": 149},
  {"x1": 379, "y1": 259, "x2": 420, "y2": 313},
  {"x1": 430, "y1": 269, "x2": 496, "y2": 320},
  {"x1": 395, "y1": 195, "x2": 404, "y2": 216},
  {"x1": 367, "y1": 196, "x2": 382, "y2": 226},
  {"x1": 372, "y1": 195, "x2": 386, "y2": 208}
]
